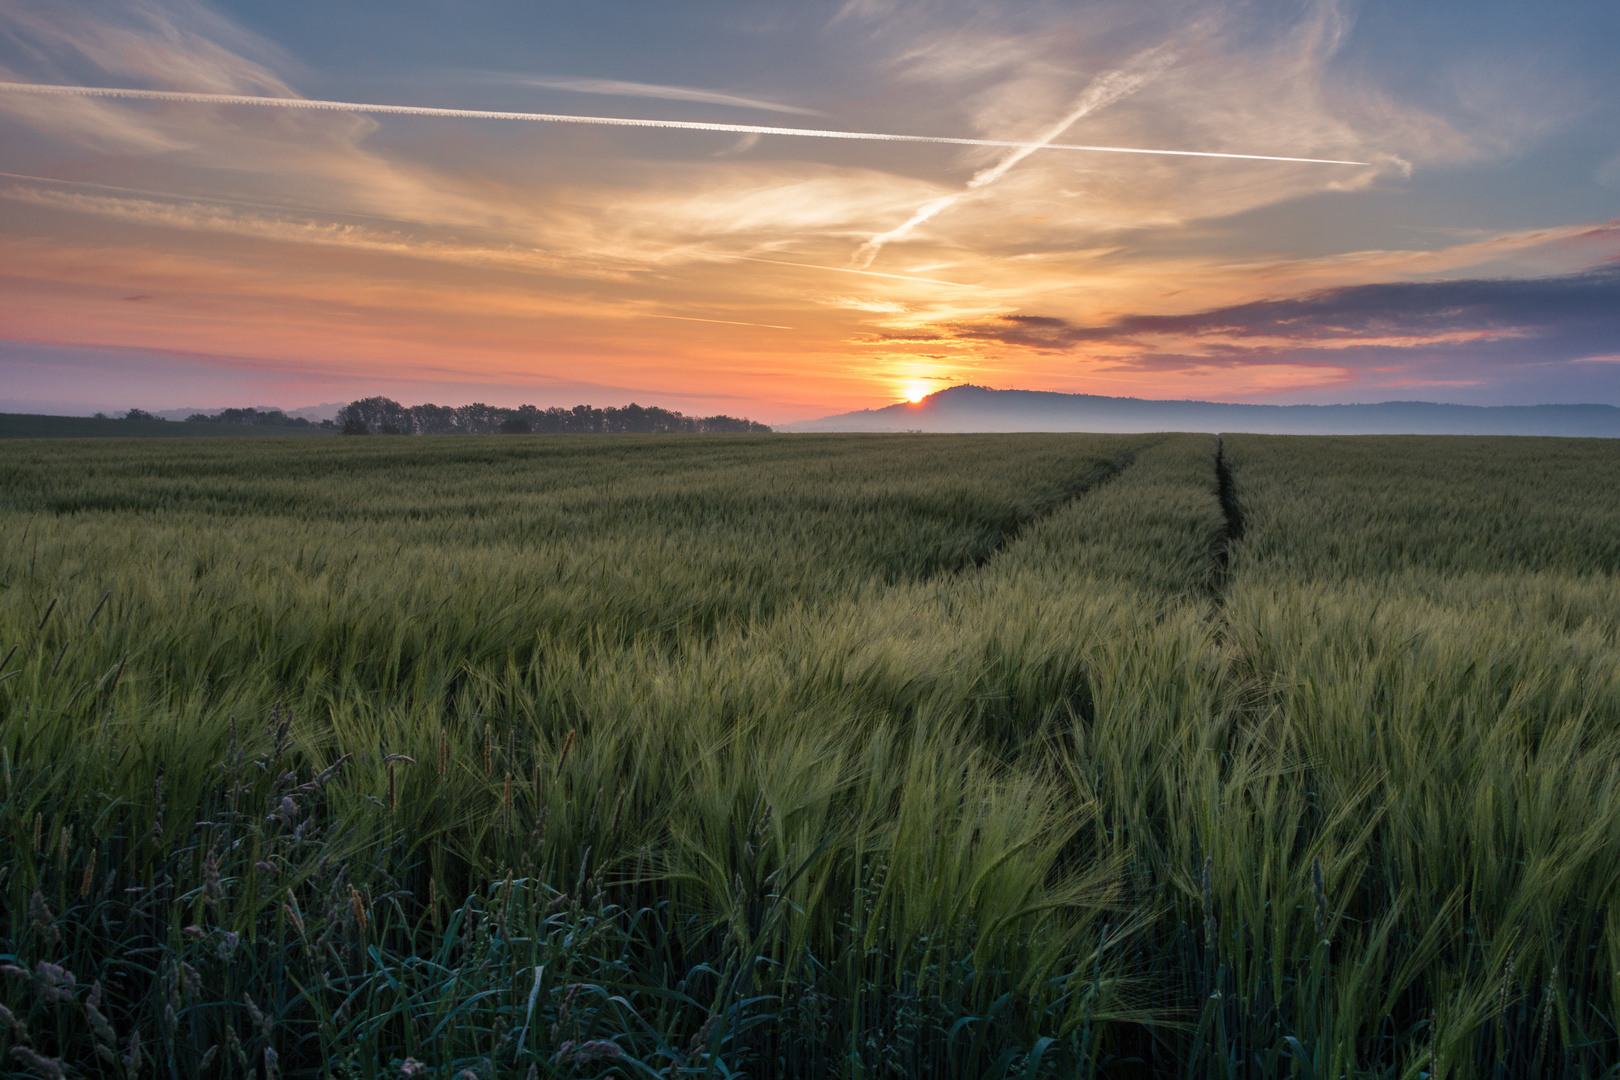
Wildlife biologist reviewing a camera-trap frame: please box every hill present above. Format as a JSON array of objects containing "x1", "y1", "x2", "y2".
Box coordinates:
[{"x1": 785, "y1": 385, "x2": 1620, "y2": 436}]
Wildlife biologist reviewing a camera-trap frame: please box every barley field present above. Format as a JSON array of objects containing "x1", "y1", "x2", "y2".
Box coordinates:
[{"x1": 1, "y1": 432, "x2": 1618, "y2": 1079}]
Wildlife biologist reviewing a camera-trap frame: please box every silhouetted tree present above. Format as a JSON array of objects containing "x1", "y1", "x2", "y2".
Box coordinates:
[
  {"x1": 338, "y1": 397, "x2": 411, "y2": 434},
  {"x1": 185, "y1": 408, "x2": 312, "y2": 427},
  {"x1": 331, "y1": 396, "x2": 770, "y2": 435}
]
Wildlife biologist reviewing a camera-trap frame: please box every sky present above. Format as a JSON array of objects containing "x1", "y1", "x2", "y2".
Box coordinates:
[{"x1": 0, "y1": 0, "x2": 1617, "y2": 422}]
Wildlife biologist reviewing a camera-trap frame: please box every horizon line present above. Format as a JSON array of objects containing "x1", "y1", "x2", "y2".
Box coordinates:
[{"x1": 800, "y1": 384, "x2": 1620, "y2": 417}]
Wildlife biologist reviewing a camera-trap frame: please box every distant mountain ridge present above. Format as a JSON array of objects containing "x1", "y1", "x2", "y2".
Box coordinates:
[{"x1": 785, "y1": 385, "x2": 1620, "y2": 437}]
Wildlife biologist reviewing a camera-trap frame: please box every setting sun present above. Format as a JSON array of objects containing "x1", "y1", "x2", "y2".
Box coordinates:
[{"x1": 902, "y1": 381, "x2": 933, "y2": 403}]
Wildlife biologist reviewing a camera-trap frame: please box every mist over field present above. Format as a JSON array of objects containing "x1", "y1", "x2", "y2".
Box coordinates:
[{"x1": 790, "y1": 385, "x2": 1620, "y2": 435}]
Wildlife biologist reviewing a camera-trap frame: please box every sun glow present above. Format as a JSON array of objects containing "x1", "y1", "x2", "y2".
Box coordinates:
[{"x1": 902, "y1": 381, "x2": 933, "y2": 403}]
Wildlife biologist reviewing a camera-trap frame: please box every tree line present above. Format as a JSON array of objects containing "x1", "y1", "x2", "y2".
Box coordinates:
[
  {"x1": 159, "y1": 399, "x2": 771, "y2": 434},
  {"x1": 92, "y1": 408, "x2": 326, "y2": 427},
  {"x1": 334, "y1": 397, "x2": 771, "y2": 435},
  {"x1": 185, "y1": 407, "x2": 325, "y2": 428}
]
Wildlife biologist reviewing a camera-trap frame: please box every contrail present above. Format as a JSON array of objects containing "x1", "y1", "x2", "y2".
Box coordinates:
[
  {"x1": 0, "y1": 81, "x2": 1368, "y2": 166},
  {"x1": 851, "y1": 47, "x2": 1177, "y2": 268}
]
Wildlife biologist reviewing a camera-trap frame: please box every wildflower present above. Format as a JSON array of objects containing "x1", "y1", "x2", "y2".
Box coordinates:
[
  {"x1": 349, "y1": 885, "x2": 369, "y2": 934},
  {"x1": 9, "y1": 1046, "x2": 66, "y2": 1080},
  {"x1": 150, "y1": 772, "x2": 165, "y2": 849},
  {"x1": 689, "y1": 1012, "x2": 721, "y2": 1055},
  {"x1": 553, "y1": 1040, "x2": 626, "y2": 1064},
  {"x1": 270, "y1": 796, "x2": 299, "y2": 827},
  {"x1": 244, "y1": 994, "x2": 269, "y2": 1034},
  {"x1": 203, "y1": 846, "x2": 222, "y2": 906},
  {"x1": 34, "y1": 961, "x2": 76, "y2": 1004},
  {"x1": 0, "y1": 1002, "x2": 28, "y2": 1043},
  {"x1": 123, "y1": 1029, "x2": 142, "y2": 1080},
  {"x1": 80, "y1": 849, "x2": 97, "y2": 897},
  {"x1": 225, "y1": 1025, "x2": 249, "y2": 1072},
  {"x1": 86, "y1": 981, "x2": 118, "y2": 1055},
  {"x1": 27, "y1": 892, "x2": 61, "y2": 946}
]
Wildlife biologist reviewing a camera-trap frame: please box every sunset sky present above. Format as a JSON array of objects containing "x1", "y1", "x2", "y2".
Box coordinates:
[{"x1": 1, "y1": 0, "x2": 1617, "y2": 423}]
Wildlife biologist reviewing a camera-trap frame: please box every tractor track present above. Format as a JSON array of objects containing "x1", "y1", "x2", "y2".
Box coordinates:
[{"x1": 1207, "y1": 435, "x2": 1246, "y2": 608}]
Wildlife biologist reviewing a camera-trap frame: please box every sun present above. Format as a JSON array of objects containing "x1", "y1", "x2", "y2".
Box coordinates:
[{"x1": 902, "y1": 381, "x2": 933, "y2": 403}]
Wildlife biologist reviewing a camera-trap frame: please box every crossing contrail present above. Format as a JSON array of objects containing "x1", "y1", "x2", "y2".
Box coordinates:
[
  {"x1": 0, "y1": 81, "x2": 1369, "y2": 166},
  {"x1": 851, "y1": 45, "x2": 1176, "y2": 268}
]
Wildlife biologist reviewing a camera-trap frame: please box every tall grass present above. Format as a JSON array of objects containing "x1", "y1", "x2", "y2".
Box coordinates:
[
  {"x1": 1200, "y1": 435, "x2": 1620, "y2": 1077},
  {"x1": 0, "y1": 433, "x2": 1164, "y2": 1078},
  {"x1": 2, "y1": 431, "x2": 1618, "y2": 1077}
]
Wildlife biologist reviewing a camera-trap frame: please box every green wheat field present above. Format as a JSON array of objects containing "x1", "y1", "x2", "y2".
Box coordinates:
[{"x1": 3, "y1": 432, "x2": 1619, "y2": 1079}]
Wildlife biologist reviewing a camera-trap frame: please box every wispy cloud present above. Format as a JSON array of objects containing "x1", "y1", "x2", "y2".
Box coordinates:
[
  {"x1": 0, "y1": 181, "x2": 621, "y2": 278},
  {"x1": 0, "y1": 81, "x2": 1369, "y2": 165},
  {"x1": 636, "y1": 312, "x2": 794, "y2": 329},
  {"x1": 850, "y1": 44, "x2": 1177, "y2": 268},
  {"x1": 478, "y1": 73, "x2": 822, "y2": 115},
  {"x1": 0, "y1": 0, "x2": 302, "y2": 150}
]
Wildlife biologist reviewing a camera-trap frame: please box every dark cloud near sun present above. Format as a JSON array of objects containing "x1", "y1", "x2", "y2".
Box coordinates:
[
  {"x1": 875, "y1": 261, "x2": 1620, "y2": 403},
  {"x1": 924, "y1": 263, "x2": 1620, "y2": 362}
]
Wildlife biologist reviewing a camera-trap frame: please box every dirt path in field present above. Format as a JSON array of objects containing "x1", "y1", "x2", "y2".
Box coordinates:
[
  {"x1": 1207, "y1": 435, "x2": 1246, "y2": 606},
  {"x1": 966, "y1": 438, "x2": 1161, "y2": 571}
]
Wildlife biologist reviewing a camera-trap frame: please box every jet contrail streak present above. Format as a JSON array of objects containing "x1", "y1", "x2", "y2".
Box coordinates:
[
  {"x1": 851, "y1": 46, "x2": 1178, "y2": 268},
  {"x1": 0, "y1": 82, "x2": 1369, "y2": 166}
]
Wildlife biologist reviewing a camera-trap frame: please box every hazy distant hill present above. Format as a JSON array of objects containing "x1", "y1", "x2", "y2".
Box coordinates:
[{"x1": 785, "y1": 385, "x2": 1620, "y2": 436}]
